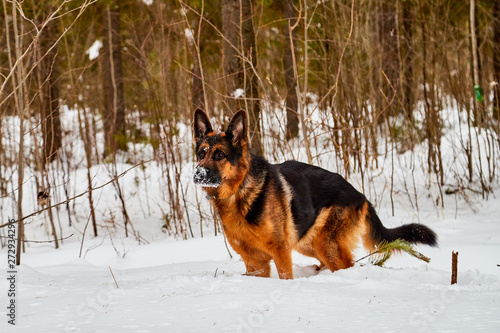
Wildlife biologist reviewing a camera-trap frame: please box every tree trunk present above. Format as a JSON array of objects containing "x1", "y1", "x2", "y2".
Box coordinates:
[
  {"x1": 186, "y1": 13, "x2": 206, "y2": 112},
  {"x1": 492, "y1": 0, "x2": 500, "y2": 120},
  {"x1": 280, "y1": 0, "x2": 299, "y2": 140},
  {"x1": 379, "y1": 0, "x2": 399, "y2": 117},
  {"x1": 190, "y1": 40, "x2": 205, "y2": 112},
  {"x1": 39, "y1": 7, "x2": 62, "y2": 164},
  {"x1": 470, "y1": 0, "x2": 483, "y2": 127},
  {"x1": 222, "y1": 0, "x2": 240, "y2": 114},
  {"x1": 221, "y1": 0, "x2": 262, "y2": 154},
  {"x1": 102, "y1": 0, "x2": 126, "y2": 158},
  {"x1": 5, "y1": 0, "x2": 26, "y2": 264},
  {"x1": 240, "y1": 0, "x2": 262, "y2": 155},
  {"x1": 400, "y1": 0, "x2": 414, "y2": 122}
]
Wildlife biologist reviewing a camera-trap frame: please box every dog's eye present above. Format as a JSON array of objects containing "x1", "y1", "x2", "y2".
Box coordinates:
[{"x1": 214, "y1": 150, "x2": 226, "y2": 161}]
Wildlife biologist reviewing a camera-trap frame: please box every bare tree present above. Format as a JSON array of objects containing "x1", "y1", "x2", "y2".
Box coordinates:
[
  {"x1": 379, "y1": 0, "x2": 399, "y2": 118},
  {"x1": 3, "y1": 0, "x2": 27, "y2": 264},
  {"x1": 183, "y1": 3, "x2": 207, "y2": 112},
  {"x1": 279, "y1": 0, "x2": 299, "y2": 140},
  {"x1": 221, "y1": 0, "x2": 262, "y2": 154},
  {"x1": 492, "y1": 0, "x2": 500, "y2": 120},
  {"x1": 470, "y1": 0, "x2": 483, "y2": 127},
  {"x1": 101, "y1": 0, "x2": 126, "y2": 158},
  {"x1": 222, "y1": 0, "x2": 240, "y2": 114},
  {"x1": 399, "y1": 0, "x2": 414, "y2": 122},
  {"x1": 37, "y1": 4, "x2": 62, "y2": 164}
]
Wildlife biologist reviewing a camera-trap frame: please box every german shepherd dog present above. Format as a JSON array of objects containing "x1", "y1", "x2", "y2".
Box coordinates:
[{"x1": 193, "y1": 109, "x2": 437, "y2": 279}]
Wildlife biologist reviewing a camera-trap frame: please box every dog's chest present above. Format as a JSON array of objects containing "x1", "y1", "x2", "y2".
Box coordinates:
[{"x1": 213, "y1": 198, "x2": 268, "y2": 239}]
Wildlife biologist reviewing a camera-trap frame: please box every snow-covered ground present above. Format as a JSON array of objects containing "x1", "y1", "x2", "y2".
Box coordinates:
[
  {"x1": 1, "y1": 104, "x2": 500, "y2": 332},
  {"x1": 2, "y1": 202, "x2": 500, "y2": 332}
]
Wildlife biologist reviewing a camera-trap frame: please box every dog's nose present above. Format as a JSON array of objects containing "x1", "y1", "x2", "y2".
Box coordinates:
[
  {"x1": 193, "y1": 166, "x2": 221, "y2": 187},
  {"x1": 193, "y1": 166, "x2": 209, "y2": 184}
]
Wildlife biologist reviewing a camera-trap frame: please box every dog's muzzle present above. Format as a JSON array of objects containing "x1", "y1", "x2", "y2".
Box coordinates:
[{"x1": 193, "y1": 166, "x2": 222, "y2": 188}]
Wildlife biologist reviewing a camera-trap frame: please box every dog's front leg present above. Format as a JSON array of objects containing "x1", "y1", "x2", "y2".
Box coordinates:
[
  {"x1": 243, "y1": 258, "x2": 271, "y2": 278},
  {"x1": 272, "y1": 248, "x2": 294, "y2": 279},
  {"x1": 234, "y1": 243, "x2": 272, "y2": 278}
]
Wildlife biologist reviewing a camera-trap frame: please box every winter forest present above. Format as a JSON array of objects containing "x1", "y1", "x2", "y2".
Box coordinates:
[{"x1": 1, "y1": 0, "x2": 500, "y2": 331}]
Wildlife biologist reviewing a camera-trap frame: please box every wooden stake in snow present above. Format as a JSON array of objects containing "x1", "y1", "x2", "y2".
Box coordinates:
[{"x1": 451, "y1": 251, "x2": 458, "y2": 285}]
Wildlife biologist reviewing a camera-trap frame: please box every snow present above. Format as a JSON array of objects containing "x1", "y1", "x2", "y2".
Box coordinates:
[
  {"x1": 185, "y1": 28, "x2": 194, "y2": 43},
  {"x1": 232, "y1": 89, "x2": 245, "y2": 98},
  {"x1": 1, "y1": 104, "x2": 500, "y2": 332},
  {"x1": 2, "y1": 215, "x2": 500, "y2": 332},
  {"x1": 85, "y1": 41, "x2": 103, "y2": 61}
]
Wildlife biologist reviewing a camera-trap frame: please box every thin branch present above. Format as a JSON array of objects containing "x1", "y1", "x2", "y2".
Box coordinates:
[
  {"x1": 0, "y1": 0, "x2": 98, "y2": 106},
  {"x1": 0, "y1": 157, "x2": 159, "y2": 229},
  {"x1": 109, "y1": 266, "x2": 119, "y2": 288},
  {"x1": 0, "y1": 233, "x2": 73, "y2": 243}
]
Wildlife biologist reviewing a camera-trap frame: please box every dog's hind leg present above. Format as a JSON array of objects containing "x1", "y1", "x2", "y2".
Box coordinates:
[
  {"x1": 312, "y1": 230, "x2": 354, "y2": 273},
  {"x1": 295, "y1": 243, "x2": 326, "y2": 272}
]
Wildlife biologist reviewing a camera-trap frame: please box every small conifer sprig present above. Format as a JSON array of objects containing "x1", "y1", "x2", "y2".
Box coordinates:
[{"x1": 357, "y1": 239, "x2": 431, "y2": 267}]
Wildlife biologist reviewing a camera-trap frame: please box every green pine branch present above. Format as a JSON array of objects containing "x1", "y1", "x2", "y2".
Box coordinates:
[{"x1": 366, "y1": 239, "x2": 431, "y2": 267}]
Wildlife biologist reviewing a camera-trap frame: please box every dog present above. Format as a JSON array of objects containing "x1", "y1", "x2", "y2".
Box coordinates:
[{"x1": 193, "y1": 109, "x2": 437, "y2": 279}]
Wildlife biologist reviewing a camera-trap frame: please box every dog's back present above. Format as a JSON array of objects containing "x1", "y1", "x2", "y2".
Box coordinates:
[{"x1": 278, "y1": 160, "x2": 367, "y2": 239}]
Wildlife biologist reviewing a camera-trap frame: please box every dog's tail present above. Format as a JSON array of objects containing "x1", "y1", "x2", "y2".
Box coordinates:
[{"x1": 363, "y1": 202, "x2": 437, "y2": 250}]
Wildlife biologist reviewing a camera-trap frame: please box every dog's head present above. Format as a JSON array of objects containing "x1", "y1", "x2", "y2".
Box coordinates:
[{"x1": 193, "y1": 109, "x2": 249, "y2": 194}]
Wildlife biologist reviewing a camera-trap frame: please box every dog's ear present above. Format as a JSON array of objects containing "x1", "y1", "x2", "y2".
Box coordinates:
[
  {"x1": 194, "y1": 109, "x2": 213, "y2": 143},
  {"x1": 226, "y1": 110, "x2": 247, "y2": 146}
]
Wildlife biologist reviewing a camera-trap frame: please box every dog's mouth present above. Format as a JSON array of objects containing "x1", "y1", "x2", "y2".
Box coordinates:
[{"x1": 193, "y1": 166, "x2": 222, "y2": 188}]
